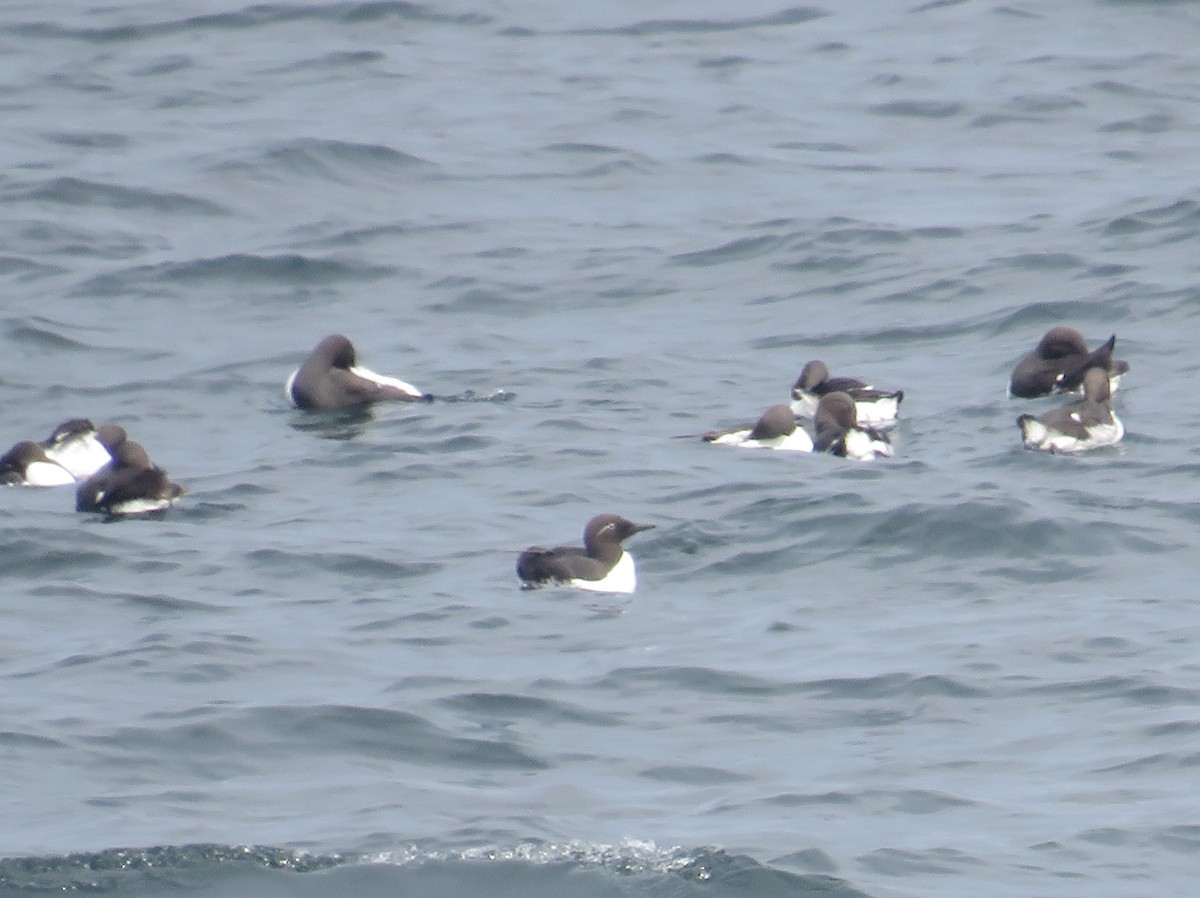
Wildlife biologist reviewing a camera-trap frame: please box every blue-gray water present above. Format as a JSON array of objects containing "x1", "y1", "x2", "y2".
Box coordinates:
[{"x1": 3, "y1": 1, "x2": 1200, "y2": 896}]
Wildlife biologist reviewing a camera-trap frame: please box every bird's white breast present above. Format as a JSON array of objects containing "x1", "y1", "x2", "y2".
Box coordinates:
[
  {"x1": 44, "y1": 435, "x2": 112, "y2": 480},
  {"x1": 570, "y1": 551, "x2": 637, "y2": 594},
  {"x1": 23, "y1": 460, "x2": 77, "y2": 487}
]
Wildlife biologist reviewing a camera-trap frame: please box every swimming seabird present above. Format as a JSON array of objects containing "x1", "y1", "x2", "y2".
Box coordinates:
[
  {"x1": 813, "y1": 392, "x2": 894, "y2": 461},
  {"x1": 0, "y1": 441, "x2": 76, "y2": 487},
  {"x1": 517, "y1": 514, "x2": 655, "y2": 594},
  {"x1": 41, "y1": 419, "x2": 127, "y2": 480},
  {"x1": 286, "y1": 334, "x2": 429, "y2": 411},
  {"x1": 791, "y1": 360, "x2": 903, "y2": 426},
  {"x1": 1017, "y1": 367, "x2": 1124, "y2": 453},
  {"x1": 75, "y1": 440, "x2": 186, "y2": 515},
  {"x1": 702, "y1": 404, "x2": 813, "y2": 452},
  {"x1": 1008, "y1": 327, "x2": 1129, "y2": 398}
]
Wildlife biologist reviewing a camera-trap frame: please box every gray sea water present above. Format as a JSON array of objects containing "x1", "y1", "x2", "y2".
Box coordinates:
[{"x1": 3, "y1": 1, "x2": 1200, "y2": 896}]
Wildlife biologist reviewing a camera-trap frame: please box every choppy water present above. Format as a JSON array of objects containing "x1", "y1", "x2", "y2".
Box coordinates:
[{"x1": 3, "y1": 1, "x2": 1200, "y2": 896}]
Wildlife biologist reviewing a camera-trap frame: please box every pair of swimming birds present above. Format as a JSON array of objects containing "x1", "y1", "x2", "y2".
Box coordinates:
[{"x1": 1010, "y1": 327, "x2": 1128, "y2": 453}]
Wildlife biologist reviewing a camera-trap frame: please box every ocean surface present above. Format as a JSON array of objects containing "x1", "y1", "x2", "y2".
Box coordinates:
[{"x1": 2, "y1": 1, "x2": 1199, "y2": 896}]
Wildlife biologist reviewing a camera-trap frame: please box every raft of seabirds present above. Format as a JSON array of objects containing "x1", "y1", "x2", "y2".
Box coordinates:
[{"x1": 1, "y1": 326, "x2": 1130, "y2": 595}]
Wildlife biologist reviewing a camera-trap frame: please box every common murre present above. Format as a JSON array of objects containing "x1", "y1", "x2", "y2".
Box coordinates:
[
  {"x1": 42, "y1": 419, "x2": 127, "y2": 480},
  {"x1": 791, "y1": 360, "x2": 903, "y2": 426},
  {"x1": 702, "y1": 404, "x2": 813, "y2": 452},
  {"x1": 1017, "y1": 367, "x2": 1124, "y2": 453},
  {"x1": 76, "y1": 440, "x2": 186, "y2": 515},
  {"x1": 1009, "y1": 327, "x2": 1129, "y2": 398},
  {"x1": 0, "y1": 441, "x2": 76, "y2": 487},
  {"x1": 286, "y1": 334, "x2": 430, "y2": 411},
  {"x1": 517, "y1": 514, "x2": 655, "y2": 594},
  {"x1": 813, "y1": 392, "x2": 894, "y2": 461}
]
